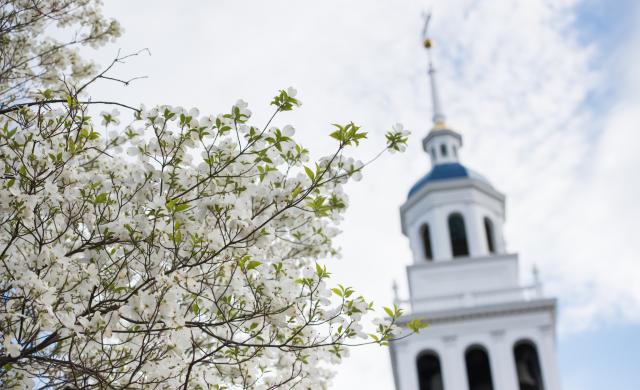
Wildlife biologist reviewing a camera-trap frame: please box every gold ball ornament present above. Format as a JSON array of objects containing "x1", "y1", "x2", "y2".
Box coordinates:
[{"x1": 423, "y1": 39, "x2": 432, "y2": 49}]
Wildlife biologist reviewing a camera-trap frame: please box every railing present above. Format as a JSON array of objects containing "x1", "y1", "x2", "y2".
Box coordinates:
[{"x1": 394, "y1": 283, "x2": 543, "y2": 312}]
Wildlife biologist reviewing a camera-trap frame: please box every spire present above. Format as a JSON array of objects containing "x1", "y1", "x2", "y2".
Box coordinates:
[
  {"x1": 420, "y1": 13, "x2": 461, "y2": 165},
  {"x1": 422, "y1": 13, "x2": 446, "y2": 128}
]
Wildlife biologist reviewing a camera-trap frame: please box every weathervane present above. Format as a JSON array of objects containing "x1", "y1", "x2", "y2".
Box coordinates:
[{"x1": 421, "y1": 11, "x2": 446, "y2": 127}]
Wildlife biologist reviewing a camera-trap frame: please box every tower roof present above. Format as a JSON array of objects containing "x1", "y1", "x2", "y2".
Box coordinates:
[{"x1": 407, "y1": 162, "x2": 491, "y2": 197}]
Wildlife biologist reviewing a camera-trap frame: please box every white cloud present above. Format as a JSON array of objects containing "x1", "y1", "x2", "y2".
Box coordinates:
[{"x1": 90, "y1": 0, "x2": 638, "y2": 388}]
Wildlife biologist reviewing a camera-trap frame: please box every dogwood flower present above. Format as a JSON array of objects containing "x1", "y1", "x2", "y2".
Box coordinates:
[{"x1": 0, "y1": 7, "x2": 412, "y2": 383}]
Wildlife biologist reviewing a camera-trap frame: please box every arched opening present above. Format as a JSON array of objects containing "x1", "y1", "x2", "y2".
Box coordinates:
[
  {"x1": 484, "y1": 217, "x2": 495, "y2": 254},
  {"x1": 465, "y1": 345, "x2": 494, "y2": 390},
  {"x1": 514, "y1": 340, "x2": 544, "y2": 390},
  {"x1": 440, "y1": 144, "x2": 448, "y2": 157},
  {"x1": 417, "y1": 351, "x2": 444, "y2": 390},
  {"x1": 448, "y1": 213, "x2": 469, "y2": 257},
  {"x1": 421, "y1": 224, "x2": 433, "y2": 260}
]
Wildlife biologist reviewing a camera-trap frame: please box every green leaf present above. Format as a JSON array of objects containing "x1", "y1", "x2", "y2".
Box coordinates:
[
  {"x1": 304, "y1": 165, "x2": 315, "y2": 181},
  {"x1": 95, "y1": 193, "x2": 108, "y2": 204},
  {"x1": 315, "y1": 263, "x2": 323, "y2": 277},
  {"x1": 329, "y1": 122, "x2": 367, "y2": 147},
  {"x1": 383, "y1": 306, "x2": 394, "y2": 318},
  {"x1": 343, "y1": 287, "x2": 354, "y2": 298},
  {"x1": 246, "y1": 260, "x2": 262, "y2": 270},
  {"x1": 329, "y1": 129, "x2": 343, "y2": 142},
  {"x1": 407, "y1": 318, "x2": 429, "y2": 333},
  {"x1": 88, "y1": 130, "x2": 101, "y2": 141},
  {"x1": 270, "y1": 89, "x2": 299, "y2": 111},
  {"x1": 237, "y1": 255, "x2": 251, "y2": 269},
  {"x1": 315, "y1": 263, "x2": 330, "y2": 278},
  {"x1": 291, "y1": 184, "x2": 302, "y2": 199},
  {"x1": 174, "y1": 203, "x2": 189, "y2": 212}
]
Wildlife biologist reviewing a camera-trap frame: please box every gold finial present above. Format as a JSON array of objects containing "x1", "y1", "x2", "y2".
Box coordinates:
[
  {"x1": 421, "y1": 11, "x2": 433, "y2": 48},
  {"x1": 433, "y1": 120, "x2": 446, "y2": 129}
]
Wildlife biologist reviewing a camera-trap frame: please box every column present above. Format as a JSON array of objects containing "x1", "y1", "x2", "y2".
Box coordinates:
[
  {"x1": 489, "y1": 330, "x2": 519, "y2": 390},
  {"x1": 538, "y1": 325, "x2": 562, "y2": 390},
  {"x1": 496, "y1": 217, "x2": 507, "y2": 254},
  {"x1": 441, "y1": 335, "x2": 467, "y2": 390},
  {"x1": 408, "y1": 225, "x2": 422, "y2": 264},
  {"x1": 394, "y1": 342, "x2": 415, "y2": 390},
  {"x1": 432, "y1": 207, "x2": 450, "y2": 260},
  {"x1": 465, "y1": 204, "x2": 483, "y2": 257}
]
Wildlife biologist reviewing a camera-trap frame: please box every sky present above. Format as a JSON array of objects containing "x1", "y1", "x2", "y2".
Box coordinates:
[{"x1": 88, "y1": 0, "x2": 640, "y2": 388}]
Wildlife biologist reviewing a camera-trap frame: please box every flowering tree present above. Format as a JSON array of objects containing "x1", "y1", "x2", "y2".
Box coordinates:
[
  {"x1": 0, "y1": 0, "x2": 123, "y2": 106},
  {"x1": 0, "y1": 1, "x2": 423, "y2": 389}
]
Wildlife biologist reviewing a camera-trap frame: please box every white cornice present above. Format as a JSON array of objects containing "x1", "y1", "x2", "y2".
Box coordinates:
[{"x1": 396, "y1": 298, "x2": 557, "y2": 326}]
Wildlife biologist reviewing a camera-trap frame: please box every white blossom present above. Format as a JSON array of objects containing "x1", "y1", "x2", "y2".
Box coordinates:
[{"x1": 0, "y1": 3, "x2": 413, "y2": 387}]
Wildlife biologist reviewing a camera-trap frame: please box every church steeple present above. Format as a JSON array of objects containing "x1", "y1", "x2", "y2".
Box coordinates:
[
  {"x1": 421, "y1": 14, "x2": 463, "y2": 166},
  {"x1": 389, "y1": 15, "x2": 561, "y2": 390}
]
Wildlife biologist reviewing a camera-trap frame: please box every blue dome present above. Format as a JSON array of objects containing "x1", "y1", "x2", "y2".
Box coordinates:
[{"x1": 408, "y1": 163, "x2": 472, "y2": 197}]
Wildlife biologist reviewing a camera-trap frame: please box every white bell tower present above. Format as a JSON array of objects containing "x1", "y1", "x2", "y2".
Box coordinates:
[{"x1": 389, "y1": 15, "x2": 562, "y2": 390}]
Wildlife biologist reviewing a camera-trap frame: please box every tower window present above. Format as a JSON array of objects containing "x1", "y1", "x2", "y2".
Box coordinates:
[
  {"x1": 448, "y1": 213, "x2": 469, "y2": 257},
  {"x1": 484, "y1": 217, "x2": 495, "y2": 254},
  {"x1": 417, "y1": 351, "x2": 444, "y2": 390},
  {"x1": 440, "y1": 144, "x2": 448, "y2": 157},
  {"x1": 421, "y1": 224, "x2": 433, "y2": 260},
  {"x1": 465, "y1": 345, "x2": 495, "y2": 390},
  {"x1": 514, "y1": 340, "x2": 544, "y2": 390}
]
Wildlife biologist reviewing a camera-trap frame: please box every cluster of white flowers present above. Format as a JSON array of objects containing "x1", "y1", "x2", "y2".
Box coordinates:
[
  {"x1": 0, "y1": 89, "x2": 410, "y2": 389},
  {"x1": 0, "y1": 2, "x2": 420, "y2": 388},
  {"x1": 100, "y1": 109, "x2": 121, "y2": 127},
  {"x1": 0, "y1": 0, "x2": 122, "y2": 105},
  {"x1": 386, "y1": 123, "x2": 411, "y2": 153}
]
